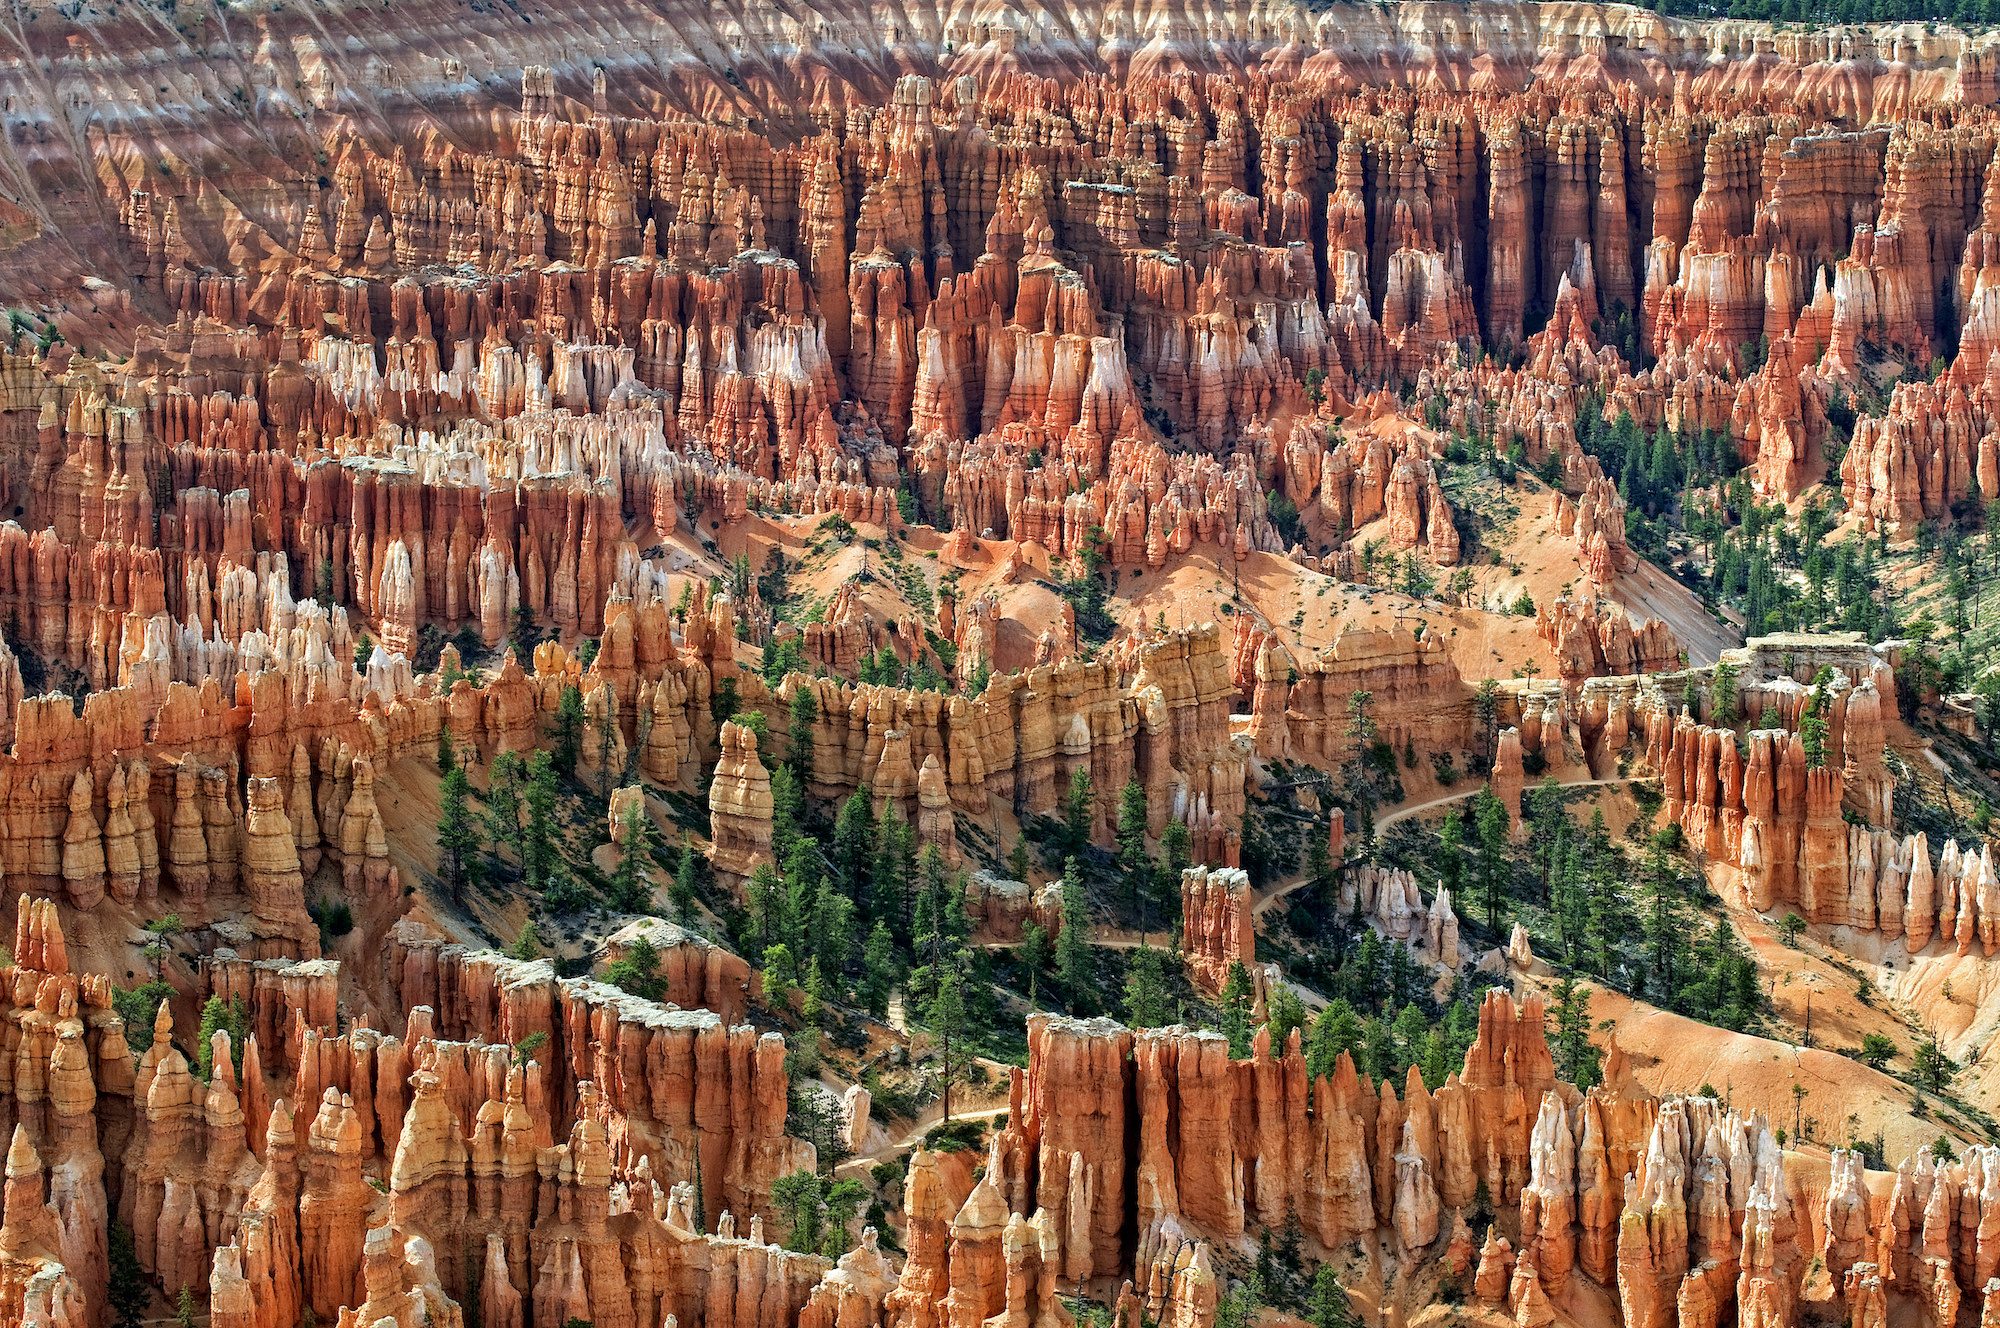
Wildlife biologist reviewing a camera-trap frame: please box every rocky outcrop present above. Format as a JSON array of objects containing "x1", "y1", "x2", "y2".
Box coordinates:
[
  {"x1": 780, "y1": 622, "x2": 1246, "y2": 854},
  {"x1": 1179, "y1": 866, "x2": 1255, "y2": 997},
  {"x1": 709, "y1": 720, "x2": 775, "y2": 893},
  {"x1": 1538, "y1": 596, "x2": 1685, "y2": 691},
  {"x1": 1632, "y1": 637, "x2": 1915, "y2": 939}
]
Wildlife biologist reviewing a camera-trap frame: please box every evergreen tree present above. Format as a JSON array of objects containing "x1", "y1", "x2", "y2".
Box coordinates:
[
  {"x1": 1056, "y1": 857, "x2": 1093, "y2": 1008},
  {"x1": 195, "y1": 993, "x2": 248, "y2": 1081},
  {"x1": 603, "y1": 936, "x2": 666, "y2": 1000},
  {"x1": 511, "y1": 604, "x2": 541, "y2": 656},
  {"x1": 522, "y1": 752, "x2": 559, "y2": 894},
  {"x1": 1115, "y1": 779, "x2": 1152, "y2": 916},
  {"x1": 108, "y1": 1224, "x2": 147, "y2": 1328},
  {"x1": 788, "y1": 688, "x2": 818, "y2": 784},
  {"x1": 1473, "y1": 678, "x2": 1502, "y2": 764},
  {"x1": 1472, "y1": 785, "x2": 1510, "y2": 930},
  {"x1": 1307, "y1": 823, "x2": 1335, "y2": 898},
  {"x1": 437, "y1": 719, "x2": 457, "y2": 773},
  {"x1": 925, "y1": 960, "x2": 971, "y2": 1120},
  {"x1": 833, "y1": 790, "x2": 878, "y2": 902},
  {"x1": 1549, "y1": 974, "x2": 1602, "y2": 1088},
  {"x1": 859, "y1": 922, "x2": 897, "y2": 1018},
  {"x1": 486, "y1": 751, "x2": 527, "y2": 862},
  {"x1": 1158, "y1": 819, "x2": 1193, "y2": 920},
  {"x1": 1062, "y1": 767, "x2": 1095, "y2": 858},
  {"x1": 1801, "y1": 666, "x2": 1835, "y2": 769},
  {"x1": 1020, "y1": 922, "x2": 1050, "y2": 975},
  {"x1": 671, "y1": 846, "x2": 698, "y2": 918},
  {"x1": 770, "y1": 1169, "x2": 867, "y2": 1258},
  {"x1": 1437, "y1": 808, "x2": 1464, "y2": 895},
  {"x1": 1267, "y1": 984, "x2": 1308, "y2": 1050},
  {"x1": 912, "y1": 844, "x2": 967, "y2": 972},
  {"x1": 1008, "y1": 834, "x2": 1033, "y2": 884},
  {"x1": 1643, "y1": 832, "x2": 1688, "y2": 1003},
  {"x1": 552, "y1": 683, "x2": 587, "y2": 776},
  {"x1": 1305, "y1": 999, "x2": 1364, "y2": 1081},
  {"x1": 607, "y1": 797, "x2": 656, "y2": 913},
  {"x1": 1526, "y1": 777, "x2": 1567, "y2": 901},
  {"x1": 1123, "y1": 942, "x2": 1170, "y2": 1028},
  {"x1": 808, "y1": 876, "x2": 857, "y2": 974},
  {"x1": 870, "y1": 816, "x2": 916, "y2": 939},
  {"x1": 594, "y1": 683, "x2": 619, "y2": 798},
  {"x1": 771, "y1": 765, "x2": 805, "y2": 866},
  {"x1": 748, "y1": 860, "x2": 791, "y2": 955},
  {"x1": 1219, "y1": 961, "x2": 1255, "y2": 1059},
  {"x1": 1709, "y1": 661, "x2": 1742, "y2": 727},
  {"x1": 799, "y1": 957, "x2": 826, "y2": 1028},
  {"x1": 763, "y1": 944, "x2": 798, "y2": 1008},
  {"x1": 439, "y1": 765, "x2": 480, "y2": 905}
]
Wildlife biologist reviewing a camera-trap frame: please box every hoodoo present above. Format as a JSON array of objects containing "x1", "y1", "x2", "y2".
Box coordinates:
[{"x1": 0, "y1": 5, "x2": 1991, "y2": 1328}]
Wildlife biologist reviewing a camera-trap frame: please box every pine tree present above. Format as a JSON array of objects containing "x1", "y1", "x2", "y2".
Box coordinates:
[
  {"x1": 788, "y1": 688, "x2": 818, "y2": 784},
  {"x1": 833, "y1": 790, "x2": 877, "y2": 902},
  {"x1": 1157, "y1": 819, "x2": 1193, "y2": 921},
  {"x1": 671, "y1": 846, "x2": 698, "y2": 918},
  {"x1": 195, "y1": 993, "x2": 247, "y2": 1081},
  {"x1": 1549, "y1": 974, "x2": 1602, "y2": 1089},
  {"x1": 439, "y1": 765, "x2": 480, "y2": 905},
  {"x1": 1007, "y1": 834, "x2": 1033, "y2": 884},
  {"x1": 511, "y1": 603, "x2": 541, "y2": 656},
  {"x1": 522, "y1": 752, "x2": 559, "y2": 894},
  {"x1": 1306, "y1": 1267, "x2": 1358, "y2": 1328},
  {"x1": 911, "y1": 843, "x2": 965, "y2": 972},
  {"x1": 860, "y1": 922, "x2": 897, "y2": 1018},
  {"x1": 1123, "y1": 942, "x2": 1170, "y2": 1028},
  {"x1": 603, "y1": 936, "x2": 665, "y2": 1000},
  {"x1": 1267, "y1": 984, "x2": 1308, "y2": 1050},
  {"x1": 871, "y1": 816, "x2": 915, "y2": 939},
  {"x1": 486, "y1": 751, "x2": 527, "y2": 861},
  {"x1": 1473, "y1": 678, "x2": 1502, "y2": 764},
  {"x1": 1056, "y1": 857, "x2": 1092, "y2": 1008},
  {"x1": 1307, "y1": 824, "x2": 1334, "y2": 897},
  {"x1": 552, "y1": 684, "x2": 587, "y2": 776},
  {"x1": 1062, "y1": 767, "x2": 1095, "y2": 858},
  {"x1": 762, "y1": 943, "x2": 797, "y2": 1008},
  {"x1": 925, "y1": 961, "x2": 970, "y2": 1120},
  {"x1": 1437, "y1": 809, "x2": 1464, "y2": 894},
  {"x1": 1020, "y1": 922, "x2": 1050, "y2": 975},
  {"x1": 1115, "y1": 778, "x2": 1152, "y2": 917},
  {"x1": 771, "y1": 765, "x2": 805, "y2": 866},
  {"x1": 748, "y1": 860, "x2": 790, "y2": 954},
  {"x1": 607, "y1": 797, "x2": 656, "y2": 913},
  {"x1": 108, "y1": 1224, "x2": 147, "y2": 1328},
  {"x1": 1305, "y1": 999, "x2": 1363, "y2": 1080},
  {"x1": 1473, "y1": 785, "x2": 1510, "y2": 930},
  {"x1": 437, "y1": 719, "x2": 457, "y2": 773},
  {"x1": 1219, "y1": 961, "x2": 1255, "y2": 1059},
  {"x1": 1526, "y1": 777, "x2": 1566, "y2": 901},
  {"x1": 799, "y1": 957, "x2": 826, "y2": 1028},
  {"x1": 808, "y1": 877, "x2": 857, "y2": 975},
  {"x1": 595, "y1": 683, "x2": 619, "y2": 798},
  {"x1": 1643, "y1": 835, "x2": 1688, "y2": 1003}
]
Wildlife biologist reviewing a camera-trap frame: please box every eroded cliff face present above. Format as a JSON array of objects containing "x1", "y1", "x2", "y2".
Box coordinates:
[
  {"x1": 873, "y1": 999, "x2": 2000, "y2": 1328},
  {"x1": 0, "y1": 10, "x2": 1990, "y2": 1328}
]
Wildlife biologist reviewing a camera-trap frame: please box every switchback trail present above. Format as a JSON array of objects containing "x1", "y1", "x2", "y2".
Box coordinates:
[{"x1": 1251, "y1": 774, "x2": 1644, "y2": 917}]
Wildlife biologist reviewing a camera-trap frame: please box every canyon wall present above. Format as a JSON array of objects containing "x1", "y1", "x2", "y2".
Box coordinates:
[{"x1": 875, "y1": 999, "x2": 2000, "y2": 1328}]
